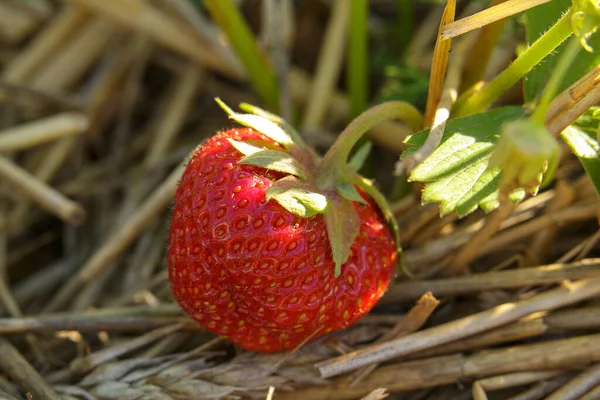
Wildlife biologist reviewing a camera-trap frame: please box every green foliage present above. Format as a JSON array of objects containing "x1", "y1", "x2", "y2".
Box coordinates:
[
  {"x1": 524, "y1": 0, "x2": 600, "y2": 102},
  {"x1": 561, "y1": 126, "x2": 600, "y2": 197},
  {"x1": 404, "y1": 107, "x2": 527, "y2": 216}
]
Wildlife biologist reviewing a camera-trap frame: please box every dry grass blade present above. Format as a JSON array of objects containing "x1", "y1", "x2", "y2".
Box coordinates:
[
  {"x1": 0, "y1": 154, "x2": 85, "y2": 225},
  {"x1": 423, "y1": 0, "x2": 455, "y2": 126},
  {"x1": 580, "y1": 386, "x2": 600, "y2": 400},
  {"x1": 441, "y1": 0, "x2": 550, "y2": 39},
  {"x1": 476, "y1": 370, "x2": 566, "y2": 392},
  {"x1": 69, "y1": 323, "x2": 184, "y2": 374},
  {"x1": 448, "y1": 201, "x2": 516, "y2": 275},
  {"x1": 317, "y1": 277, "x2": 600, "y2": 378},
  {"x1": 0, "y1": 112, "x2": 88, "y2": 153},
  {"x1": 397, "y1": 31, "x2": 471, "y2": 175},
  {"x1": 301, "y1": 0, "x2": 350, "y2": 129},
  {"x1": 0, "y1": 337, "x2": 61, "y2": 400},
  {"x1": 283, "y1": 334, "x2": 600, "y2": 399},
  {"x1": 384, "y1": 258, "x2": 600, "y2": 303},
  {"x1": 360, "y1": 388, "x2": 389, "y2": 400},
  {"x1": 350, "y1": 292, "x2": 439, "y2": 386},
  {"x1": 546, "y1": 65, "x2": 600, "y2": 135},
  {"x1": 45, "y1": 162, "x2": 186, "y2": 312},
  {"x1": 62, "y1": 0, "x2": 240, "y2": 79},
  {"x1": 545, "y1": 363, "x2": 600, "y2": 400},
  {"x1": 1, "y1": 6, "x2": 89, "y2": 83},
  {"x1": 145, "y1": 63, "x2": 204, "y2": 167},
  {"x1": 0, "y1": 306, "x2": 196, "y2": 334}
]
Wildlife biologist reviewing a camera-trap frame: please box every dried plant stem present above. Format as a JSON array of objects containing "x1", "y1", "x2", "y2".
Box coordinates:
[
  {"x1": 546, "y1": 363, "x2": 600, "y2": 400},
  {"x1": 406, "y1": 5, "x2": 445, "y2": 70},
  {"x1": 0, "y1": 113, "x2": 88, "y2": 153},
  {"x1": 32, "y1": 18, "x2": 117, "y2": 92},
  {"x1": 423, "y1": 0, "x2": 455, "y2": 126},
  {"x1": 317, "y1": 277, "x2": 600, "y2": 378},
  {"x1": 349, "y1": 292, "x2": 440, "y2": 386},
  {"x1": 580, "y1": 386, "x2": 600, "y2": 400},
  {"x1": 404, "y1": 318, "x2": 548, "y2": 361},
  {"x1": 69, "y1": 323, "x2": 183, "y2": 374},
  {"x1": 442, "y1": 0, "x2": 550, "y2": 39},
  {"x1": 398, "y1": 31, "x2": 474, "y2": 175},
  {"x1": 477, "y1": 370, "x2": 565, "y2": 392},
  {"x1": 301, "y1": 0, "x2": 350, "y2": 129},
  {"x1": 448, "y1": 201, "x2": 516, "y2": 275},
  {"x1": 289, "y1": 334, "x2": 600, "y2": 399},
  {"x1": 548, "y1": 85, "x2": 600, "y2": 136},
  {"x1": 383, "y1": 258, "x2": 600, "y2": 303},
  {"x1": 0, "y1": 155, "x2": 85, "y2": 225},
  {"x1": 45, "y1": 163, "x2": 185, "y2": 312},
  {"x1": 481, "y1": 201, "x2": 598, "y2": 256},
  {"x1": 8, "y1": 137, "x2": 80, "y2": 236},
  {"x1": 0, "y1": 3, "x2": 41, "y2": 45},
  {"x1": 0, "y1": 337, "x2": 61, "y2": 400},
  {"x1": 62, "y1": 0, "x2": 239, "y2": 79},
  {"x1": 459, "y1": 0, "x2": 509, "y2": 92},
  {"x1": 545, "y1": 65, "x2": 600, "y2": 126},
  {"x1": 528, "y1": 181, "x2": 575, "y2": 265},
  {"x1": 145, "y1": 63, "x2": 204, "y2": 167},
  {"x1": 1, "y1": 6, "x2": 89, "y2": 83},
  {"x1": 399, "y1": 203, "x2": 441, "y2": 244},
  {"x1": 508, "y1": 374, "x2": 574, "y2": 400},
  {"x1": 0, "y1": 304, "x2": 194, "y2": 334}
]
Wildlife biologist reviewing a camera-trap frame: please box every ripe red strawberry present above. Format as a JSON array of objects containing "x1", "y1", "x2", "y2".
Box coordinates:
[{"x1": 168, "y1": 101, "x2": 417, "y2": 353}]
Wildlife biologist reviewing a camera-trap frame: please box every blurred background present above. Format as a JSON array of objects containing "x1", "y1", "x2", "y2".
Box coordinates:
[{"x1": 0, "y1": 1, "x2": 599, "y2": 399}]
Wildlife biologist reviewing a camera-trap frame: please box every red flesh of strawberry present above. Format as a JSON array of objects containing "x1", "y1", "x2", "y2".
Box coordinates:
[{"x1": 168, "y1": 128, "x2": 396, "y2": 352}]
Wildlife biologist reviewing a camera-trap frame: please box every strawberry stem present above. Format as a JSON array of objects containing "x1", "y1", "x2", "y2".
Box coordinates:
[{"x1": 314, "y1": 101, "x2": 423, "y2": 190}]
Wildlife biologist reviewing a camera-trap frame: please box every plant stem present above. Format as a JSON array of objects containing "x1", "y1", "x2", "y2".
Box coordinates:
[
  {"x1": 453, "y1": 9, "x2": 573, "y2": 117},
  {"x1": 532, "y1": 34, "x2": 581, "y2": 125},
  {"x1": 348, "y1": 0, "x2": 368, "y2": 118},
  {"x1": 204, "y1": 0, "x2": 279, "y2": 111},
  {"x1": 314, "y1": 101, "x2": 423, "y2": 189}
]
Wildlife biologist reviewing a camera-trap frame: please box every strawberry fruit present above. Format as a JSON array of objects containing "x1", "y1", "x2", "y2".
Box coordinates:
[{"x1": 168, "y1": 100, "x2": 421, "y2": 352}]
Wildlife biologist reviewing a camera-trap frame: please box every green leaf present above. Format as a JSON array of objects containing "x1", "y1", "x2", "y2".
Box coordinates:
[
  {"x1": 573, "y1": 106, "x2": 600, "y2": 137},
  {"x1": 324, "y1": 195, "x2": 360, "y2": 277},
  {"x1": 228, "y1": 139, "x2": 309, "y2": 180},
  {"x1": 561, "y1": 126, "x2": 600, "y2": 197},
  {"x1": 405, "y1": 106, "x2": 526, "y2": 216},
  {"x1": 524, "y1": 0, "x2": 600, "y2": 102},
  {"x1": 348, "y1": 141, "x2": 372, "y2": 172},
  {"x1": 216, "y1": 99, "x2": 294, "y2": 147},
  {"x1": 266, "y1": 177, "x2": 328, "y2": 218}
]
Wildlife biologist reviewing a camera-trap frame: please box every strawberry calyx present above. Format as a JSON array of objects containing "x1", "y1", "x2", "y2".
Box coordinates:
[{"x1": 216, "y1": 98, "x2": 423, "y2": 276}]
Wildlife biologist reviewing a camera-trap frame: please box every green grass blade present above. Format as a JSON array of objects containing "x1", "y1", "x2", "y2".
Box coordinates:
[
  {"x1": 348, "y1": 0, "x2": 369, "y2": 118},
  {"x1": 204, "y1": 0, "x2": 279, "y2": 110}
]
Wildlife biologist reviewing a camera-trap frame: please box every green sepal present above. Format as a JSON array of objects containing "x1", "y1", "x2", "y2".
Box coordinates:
[
  {"x1": 335, "y1": 177, "x2": 367, "y2": 204},
  {"x1": 239, "y1": 102, "x2": 308, "y2": 148},
  {"x1": 350, "y1": 172, "x2": 411, "y2": 278},
  {"x1": 487, "y1": 119, "x2": 560, "y2": 195},
  {"x1": 216, "y1": 98, "x2": 294, "y2": 147},
  {"x1": 348, "y1": 141, "x2": 372, "y2": 172},
  {"x1": 324, "y1": 194, "x2": 360, "y2": 277},
  {"x1": 266, "y1": 176, "x2": 328, "y2": 218},
  {"x1": 228, "y1": 139, "x2": 310, "y2": 180}
]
